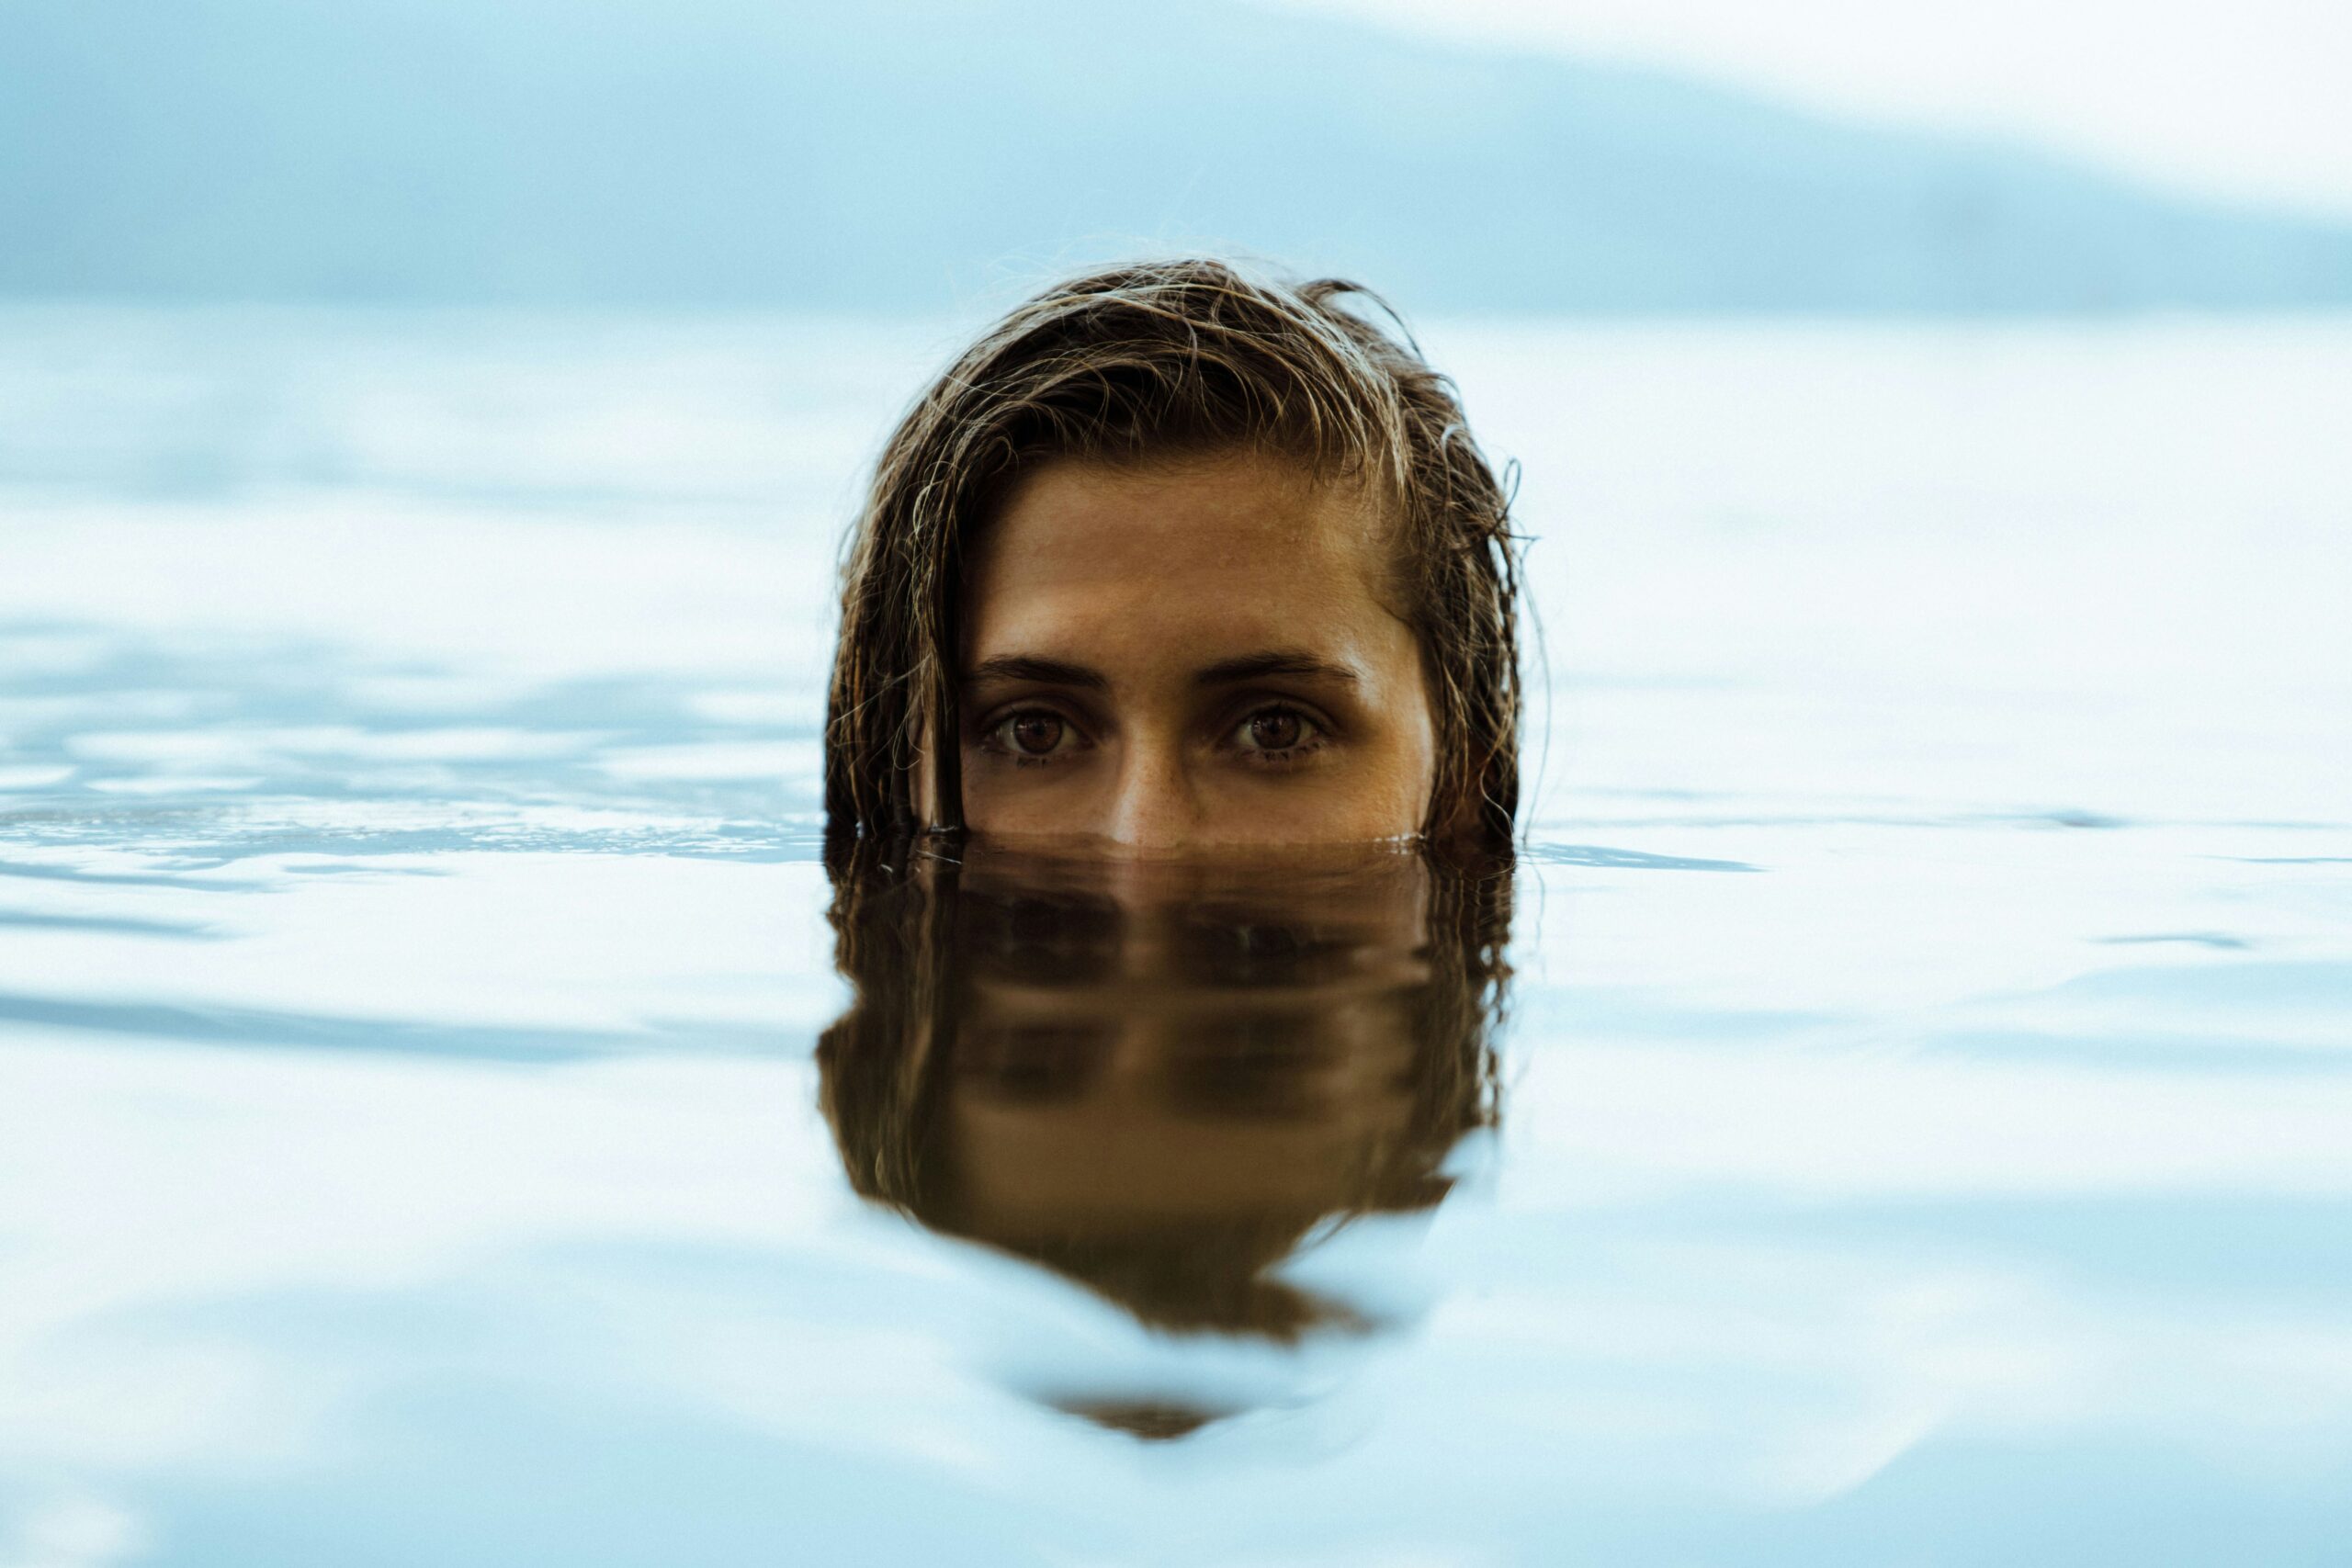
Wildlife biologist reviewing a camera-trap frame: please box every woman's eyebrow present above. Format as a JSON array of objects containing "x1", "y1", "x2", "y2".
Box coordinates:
[
  {"x1": 966, "y1": 654, "x2": 1109, "y2": 691},
  {"x1": 1193, "y1": 650, "x2": 1360, "y2": 687}
]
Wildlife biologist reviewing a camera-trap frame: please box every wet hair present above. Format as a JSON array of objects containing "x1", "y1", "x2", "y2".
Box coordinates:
[
  {"x1": 824, "y1": 256, "x2": 1521, "y2": 846},
  {"x1": 814, "y1": 837, "x2": 1512, "y2": 1344}
]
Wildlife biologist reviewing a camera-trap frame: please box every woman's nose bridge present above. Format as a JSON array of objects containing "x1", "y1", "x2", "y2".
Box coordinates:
[{"x1": 1102, "y1": 732, "x2": 1199, "y2": 845}]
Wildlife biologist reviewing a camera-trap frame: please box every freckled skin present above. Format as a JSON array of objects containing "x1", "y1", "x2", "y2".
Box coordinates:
[{"x1": 949, "y1": 451, "x2": 1436, "y2": 849}]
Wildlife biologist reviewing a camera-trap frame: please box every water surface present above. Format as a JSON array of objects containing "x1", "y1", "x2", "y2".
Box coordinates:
[{"x1": 4, "y1": 307, "x2": 2350, "y2": 1565}]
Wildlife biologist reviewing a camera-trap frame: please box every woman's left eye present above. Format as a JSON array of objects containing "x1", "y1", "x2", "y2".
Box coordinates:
[
  {"x1": 985, "y1": 707, "x2": 1082, "y2": 761},
  {"x1": 1231, "y1": 706, "x2": 1321, "y2": 756}
]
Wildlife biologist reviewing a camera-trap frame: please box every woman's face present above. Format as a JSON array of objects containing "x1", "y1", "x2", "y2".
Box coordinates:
[{"x1": 953, "y1": 449, "x2": 1436, "y2": 848}]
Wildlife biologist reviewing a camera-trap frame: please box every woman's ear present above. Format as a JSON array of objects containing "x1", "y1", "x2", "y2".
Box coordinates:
[
  {"x1": 912, "y1": 736, "x2": 941, "y2": 831},
  {"x1": 911, "y1": 660, "x2": 964, "y2": 835},
  {"x1": 1430, "y1": 743, "x2": 1510, "y2": 853}
]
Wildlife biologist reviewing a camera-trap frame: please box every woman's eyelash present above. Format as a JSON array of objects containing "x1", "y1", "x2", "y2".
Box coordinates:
[
  {"x1": 1230, "y1": 705, "x2": 1329, "y2": 761},
  {"x1": 979, "y1": 706, "x2": 1086, "y2": 765},
  {"x1": 975, "y1": 702, "x2": 1331, "y2": 769}
]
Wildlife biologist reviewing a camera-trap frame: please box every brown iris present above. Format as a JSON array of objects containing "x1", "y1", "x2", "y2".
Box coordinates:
[
  {"x1": 1246, "y1": 710, "x2": 1303, "y2": 750},
  {"x1": 1010, "y1": 712, "x2": 1064, "y2": 755}
]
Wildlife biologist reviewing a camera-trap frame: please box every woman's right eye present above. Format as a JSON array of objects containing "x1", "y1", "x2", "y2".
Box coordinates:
[{"x1": 986, "y1": 708, "x2": 1084, "y2": 763}]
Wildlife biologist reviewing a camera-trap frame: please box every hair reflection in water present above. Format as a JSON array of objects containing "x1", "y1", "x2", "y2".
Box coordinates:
[{"x1": 817, "y1": 839, "x2": 1512, "y2": 1436}]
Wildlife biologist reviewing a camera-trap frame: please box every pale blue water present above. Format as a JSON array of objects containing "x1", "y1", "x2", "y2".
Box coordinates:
[{"x1": 4, "y1": 306, "x2": 2351, "y2": 1565}]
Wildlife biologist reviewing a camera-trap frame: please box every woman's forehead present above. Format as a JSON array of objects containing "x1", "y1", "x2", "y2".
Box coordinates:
[{"x1": 965, "y1": 450, "x2": 1395, "y2": 623}]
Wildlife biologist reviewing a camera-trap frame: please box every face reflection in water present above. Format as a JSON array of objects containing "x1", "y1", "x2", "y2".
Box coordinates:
[{"x1": 818, "y1": 841, "x2": 1513, "y2": 1439}]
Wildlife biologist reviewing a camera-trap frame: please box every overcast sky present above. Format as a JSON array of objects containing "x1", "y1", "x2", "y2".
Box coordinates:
[{"x1": 1264, "y1": 0, "x2": 2352, "y2": 217}]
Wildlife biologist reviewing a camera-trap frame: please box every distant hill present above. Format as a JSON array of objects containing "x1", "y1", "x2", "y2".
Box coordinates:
[{"x1": 6, "y1": 0, "x2": 2350, "y2": 312}]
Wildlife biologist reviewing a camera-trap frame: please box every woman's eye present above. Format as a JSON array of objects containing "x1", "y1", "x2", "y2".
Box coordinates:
[
  {"x1": 990, "y1": 709, "x2": 1077, "y2": 760},
  {"x1": 1235, "y1": 706, "x2": 1319, "y2": 754}
]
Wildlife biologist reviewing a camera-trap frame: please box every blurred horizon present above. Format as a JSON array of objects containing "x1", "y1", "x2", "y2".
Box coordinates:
[
  {"x1": 1264, "y1": 0, "x2": 2352, "y2": 220},
  {"x1": 9, "y1": 6, "x2": 2352, "y2": 1554},
  {"x1": 6, "y1": 0, "x2": 2352, "y2": 315}
]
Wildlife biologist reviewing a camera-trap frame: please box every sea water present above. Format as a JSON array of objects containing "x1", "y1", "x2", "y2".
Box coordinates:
[{"x1": 3, "y1": 305, "x2": 2349, "y2": 1564}]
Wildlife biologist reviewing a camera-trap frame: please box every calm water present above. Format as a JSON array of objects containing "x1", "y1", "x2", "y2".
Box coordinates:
[{"x1": 4, "y1": 306, "x2": 2350, "y2": 1564}]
